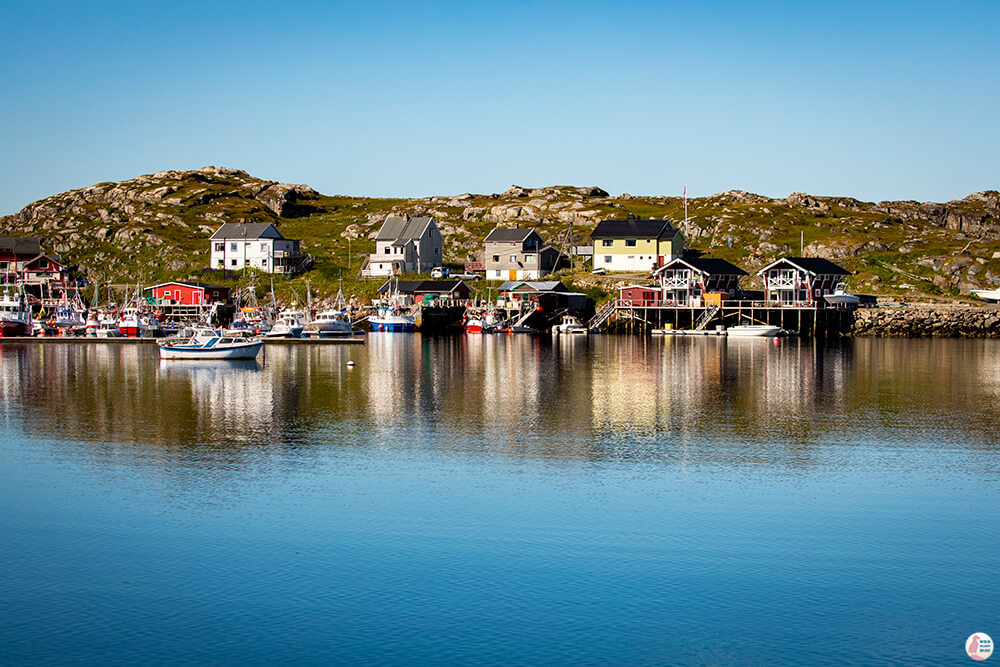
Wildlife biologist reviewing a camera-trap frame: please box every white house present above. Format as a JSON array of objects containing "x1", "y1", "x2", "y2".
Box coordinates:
[
  {"x1": 209, "y1": 223, "x2": 307, "y2": 275},
  {"x1": 365, "y1": 216, "x2": 443, "y2": 277},
  {"x1": 483, "y1": 227, "x2": 562, "y2": 280}
]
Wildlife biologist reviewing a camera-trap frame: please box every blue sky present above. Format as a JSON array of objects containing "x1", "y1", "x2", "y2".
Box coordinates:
[{"x1": 1, "y1": 0, "x2": 997, "y2": 214}]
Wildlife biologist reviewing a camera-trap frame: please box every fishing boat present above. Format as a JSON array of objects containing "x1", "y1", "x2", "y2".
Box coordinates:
[
  {"x1": 552, "y1": 314, "x2": 589, "y2": 335},
  {"x1": 823, "y1": 283, "x2": 861, "y2": 306},
  {"x1": 309, "y1": 310, "x2": 353, "y2": 335},
  {"x1": 369, "y1": 306, "x2": 416, "y2": 332},
  {"x1": 157, "y1": 327, "x2": 263, "y2": 360},
  {"x1": 728, "y1": 324, "x2": 783, "y2": 337},
  {"x1": 465, "y1": 310, "x2": 504, "y2": 334},
  {"x1": 0, "y1": 289, "x2": 32, "y2": 337}
]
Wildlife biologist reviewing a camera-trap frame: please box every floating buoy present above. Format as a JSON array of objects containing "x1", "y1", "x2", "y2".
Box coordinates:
[{"x1": 346, "y1": 361, "x2": 355, "y2": 368}]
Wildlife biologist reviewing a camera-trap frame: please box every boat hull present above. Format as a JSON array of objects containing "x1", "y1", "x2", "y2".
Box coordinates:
[
  {"x1": 0, "y1": 321, "x2": 31, "y2": 337},
  {"x1": 371, "y1": 320, "x2": 416, "y2": 332},
  {"x1": 158, "y1": 341, "x2": 263, "y2": 360},
  {"x1": 973, "y1": 289, "x2": 1000, "y2": 302},
  {"x1": 728, "y1": 325, "x2": 783, "y2": 337}
]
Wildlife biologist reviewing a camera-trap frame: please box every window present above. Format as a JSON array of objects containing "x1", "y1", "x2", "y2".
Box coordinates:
[
  {"x1": 494, "y1": 270, "x2": 503, "y2": 278},
  {"x1": 625, "y1": 239, "x2": 637, "y2": 247},
  {"x1": 217, "y1": 260, "x2": 224, "y2": 268},
  {"x1": 231, "y1": 259, "x2": 237, "y2": 267},
  {"x1": 525, "y1": 255, "x2": 535, "y2": 263},
  {"x1": 261, "y1": 243, "x2": 267, "y2": 252},
  {"x1": 230, "y1": 243, "x2": 237, "y2": 251},
  {"x1": 604, "y1": 256, "x2": 613, "y2": 263},
  {"x1": 602, "y1": 239, "x2": 613, "y2": 247},
  {"x1": 214, "y1": 243, "x2": 224, "y2": 252},
  {"x1": 384, "y1": 247, "x2": 391, "y2": 254},
  {"x1": 492, "y1": 255, "x2": 500, "y2": 262},
  {"x1": 509, "y1": 255, "x2": 516, "y2": 262},
  {"x1": 163, "y1": 290, "x2": 171, "y2": 297}
]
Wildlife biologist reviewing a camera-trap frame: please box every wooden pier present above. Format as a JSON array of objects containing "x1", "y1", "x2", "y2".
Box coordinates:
[{"x1": 589, "y1": 300, "x2": 855, "y2": 337}]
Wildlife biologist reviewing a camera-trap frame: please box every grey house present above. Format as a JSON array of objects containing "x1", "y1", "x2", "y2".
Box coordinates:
[
  {"x1": 365, "y1": 216, "x2": 443, "y2": 277},
  {"x1": 484, "y1": 227, "x2": 561, "y2": 280}
]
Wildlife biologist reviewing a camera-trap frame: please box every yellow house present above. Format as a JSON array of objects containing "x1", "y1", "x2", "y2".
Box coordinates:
[{"x1": 589, "y1": 217, "x2": 684, "y2": 273}]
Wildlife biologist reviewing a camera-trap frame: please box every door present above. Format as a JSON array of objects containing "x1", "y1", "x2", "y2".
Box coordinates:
[{"x1": 509, "y1": 270, "x2": 517, "y2": 280}]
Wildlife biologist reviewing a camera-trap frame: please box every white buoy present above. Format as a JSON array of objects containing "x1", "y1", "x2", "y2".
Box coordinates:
[{"x1": 346, "y1": 361, "x2": 355, "y2": 368}]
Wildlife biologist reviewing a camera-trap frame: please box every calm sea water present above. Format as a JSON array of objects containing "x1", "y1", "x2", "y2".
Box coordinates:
[{"x1": 0, "y1": 335, "x2": 997, "y2": 665}]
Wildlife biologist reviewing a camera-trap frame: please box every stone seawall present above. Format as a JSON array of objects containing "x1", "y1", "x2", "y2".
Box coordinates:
[{"x1": 852, "y1": 305, "x2": 1000, "y2": 337}]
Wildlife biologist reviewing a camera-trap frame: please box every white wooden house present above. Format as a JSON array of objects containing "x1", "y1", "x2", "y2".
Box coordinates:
[{"x1": 209, "y1": 223, "x2": 307, "y2": 275}]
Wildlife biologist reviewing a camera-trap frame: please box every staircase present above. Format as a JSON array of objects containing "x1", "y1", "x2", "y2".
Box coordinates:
[
  {"x1": 694, "y1": 305, "x2": 720, "y2": 330},
  {"x1": 511, "y1": 305, "x2": 536, "y2": 328},
  {"x1": 588, "y1": 299, "x2": 621, "y2": 331}
]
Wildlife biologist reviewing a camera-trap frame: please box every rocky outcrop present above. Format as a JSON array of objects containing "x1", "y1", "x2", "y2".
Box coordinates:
[{"x1": 852, "y1": 305, "x2": 1000, "y2": 337}]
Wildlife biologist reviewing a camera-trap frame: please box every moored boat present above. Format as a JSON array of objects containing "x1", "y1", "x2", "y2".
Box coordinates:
[
  {"x1": 0, "y1": 289, "x2": 32, "y2": 337},
  {"x1": 264, "y1": 309, "x2": 305, "y2": 338},
  {"x1": 728, "y1": 324, "x2": 783, "y2": 337},
  {"x1": 823, "y1": 283, "x2": 861, "y2": 306},
  {"x1": 309, "y1": 309, "x2": 353, "y2": 335},
  {"x1": 157, "y1": 327, "x2": 263, "y2": 360},
  {"x1": 552, "y1": 314, "x2": 588, "y2": 335},
  {"x1": 369, "y1": 307, "x2": 416, "y2": 332}
]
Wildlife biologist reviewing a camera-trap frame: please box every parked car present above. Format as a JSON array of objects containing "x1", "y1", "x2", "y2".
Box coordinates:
[
  {"x1": 431, "y1": 267, "x2": 449, "y2": 278},
  {"x1": 452, "y1": 272, "x2": 482, "y2": 280}
]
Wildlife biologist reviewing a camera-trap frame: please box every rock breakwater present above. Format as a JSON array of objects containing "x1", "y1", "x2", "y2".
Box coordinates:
[{"x1": 852, "y1": 304, "x2": 1000, "y2": 337}]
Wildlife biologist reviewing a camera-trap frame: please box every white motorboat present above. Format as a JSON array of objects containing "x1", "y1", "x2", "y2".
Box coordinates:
[
  {"x1": 95, "y1": 318, "x2": 123, "y2": 338},
  {"x1": 728, "y1": 324, "x2": 783, "y2": 337},
  {"x1": 264, "y1": 309, "x2": 305, "y2": 338},
  {"x1": 309, "y1": 310, "x2": 353, "y2": 335},
  {"x1": 823, "y1": 283, "x2": 861, "y2": 306},
  {"x1": 972, "y1": 288, "x2": 1000, "y2": 302},
  {"x1": 552, "y1": 314, "x2": 589, "y2": 335},
  {"x1": 158, "y1": 327, "x2": 263, "y2": 360}
]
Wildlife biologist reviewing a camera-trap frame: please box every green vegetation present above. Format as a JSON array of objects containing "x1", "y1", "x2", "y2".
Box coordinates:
[{"x1": 2, "y1": 169, "x2": 997, "y2": 305}]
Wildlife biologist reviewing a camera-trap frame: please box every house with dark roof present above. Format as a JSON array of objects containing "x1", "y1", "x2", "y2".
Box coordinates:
[
  {"x1": 376, "y1": 279, "x2": 471, "y2": 304},
  {"x1": 589, "y1": 217, "x2": 684, "y2": 273},
  {"x1": 651, "y1": 257, "x2": 749, "y2": 305},
  {"x1": 209, "y1": 223, "x2": 306, "y2": 275},
  {"x1": 483, "y1": 227, "x2": 562, "y2": 280},
  {"x1": 365, "y1": 216, "x2": 443, "y2": 277},
  {"x1": 756, "y1": 257, "x2": 851, "y2": 306}
]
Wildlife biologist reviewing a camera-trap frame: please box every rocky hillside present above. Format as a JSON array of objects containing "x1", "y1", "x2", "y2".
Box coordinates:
[{"x1": 2, "y1": 166, "x2": 998, "y2": 300}]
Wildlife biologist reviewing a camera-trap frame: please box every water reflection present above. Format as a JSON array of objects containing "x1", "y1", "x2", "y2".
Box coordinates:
[{"x1": 1, "y1": 336, "x2": 998, "y2": 472}]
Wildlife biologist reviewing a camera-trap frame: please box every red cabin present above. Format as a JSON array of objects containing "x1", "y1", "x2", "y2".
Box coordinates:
[
  {"x1": 145, "y1": 282, "x2": 230, "y2": 306},
  {"x1": 619, "y1": 285, "x2": 662, "y2": 307}
]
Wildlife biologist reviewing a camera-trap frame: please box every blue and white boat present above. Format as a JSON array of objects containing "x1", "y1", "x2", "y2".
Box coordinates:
[
  {"x1": 369, "y1": 306, "x2": 416, "y2": 332},
  {"x1": 157, "y1": 327, "x2": 263, "y2": 360}
]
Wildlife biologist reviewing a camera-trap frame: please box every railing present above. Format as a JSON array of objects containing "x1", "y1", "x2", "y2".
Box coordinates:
[
  {"x1": 694, "y1": 305, "x2": 721, "y2": 330},
  {"x1": 588, "y1": 299, "x2": 623, "y2": 330}
]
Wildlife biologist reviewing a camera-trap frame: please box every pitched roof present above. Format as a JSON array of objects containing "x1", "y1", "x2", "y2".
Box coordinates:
[
  {"x1": 375, "y1": 216, "x2": 435, "y2": 242},
  {"x1": 758, "y1": 256, "x2": 851, "y2": 276},
  {"x1": 484, "y1": 227, "x2": 537, "y2": 243},
  {"x1": 0, "y1": 236, "x2": 42, "y2": 256},
  {"x1": 497, "y1": 280, "x2": 570, "y2": 293},
  {"x1": 653, "y1": 257, "x2": 748, "y2": 276},
  {"x1": 378, "y1": 279, "x2": 466, "y2": 295},
  {"x1": 589, "y1": 218, "x2": 678, "y2": 240},
  {"x1": 210, "y1": 223, "x2": 284, "y2": 240}
]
